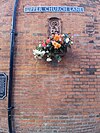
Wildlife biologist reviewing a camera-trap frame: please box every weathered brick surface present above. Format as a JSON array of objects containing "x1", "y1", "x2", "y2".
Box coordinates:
[{"x1": 0, "y1": 0, "x2": 100, "y2": 133}]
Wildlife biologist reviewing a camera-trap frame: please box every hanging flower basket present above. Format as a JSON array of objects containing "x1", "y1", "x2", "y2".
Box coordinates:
[{"x1": 33, "y1": 33, "x2": 73, "y2": 65}]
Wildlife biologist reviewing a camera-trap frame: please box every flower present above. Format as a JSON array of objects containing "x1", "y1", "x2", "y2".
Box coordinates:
[
  {"x1": 54, "y1": 34, "x2": 61, "y2": 41},
  {"x1": 71, "y1": 41, "x2": 73, "y2": 45},
  {"x1": 46, "y1": 58, "x2": 52, "y2": 62},
  {"x1": 33, "y1": 33, "x2": 73, "y2": 63},
  {"x1": 65, "y1": 38, "x2": 70, "y2": 43},
  {"x1": 42, "y1": 42, "x2": 46, "y2": 47},
  {"x1": 33, "y1": 49, "x2": 45, "y2": 59},
  {"x1": 38, "y1": 43, "x2": 42, "y2": 47},
  {"x1": 52, "y1": 41, "x2": 61, "y2": 49},
  {"x1": 46, "y1": 38, "x2": 50, "y2": 44}
]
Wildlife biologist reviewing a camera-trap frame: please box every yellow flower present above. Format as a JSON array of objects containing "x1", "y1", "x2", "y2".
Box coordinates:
[{"x1": 52, "y1": 41, "x2": 61, "y2": 49}]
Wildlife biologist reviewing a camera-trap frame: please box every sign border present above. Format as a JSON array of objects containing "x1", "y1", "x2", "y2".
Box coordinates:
[{"x1": 0, "y1": 73, "x2": 7, "y2": 100}]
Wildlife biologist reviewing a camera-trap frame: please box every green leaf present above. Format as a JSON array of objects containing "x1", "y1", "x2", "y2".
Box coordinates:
[{"x1": 55, "y1": 54, "x2": 62, "y2": 62}]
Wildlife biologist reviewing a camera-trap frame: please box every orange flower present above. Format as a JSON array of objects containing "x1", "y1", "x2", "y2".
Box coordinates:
[
  {"x1": 54, "y1": 34, "x2": 61, "y2": 41},
  {"x1": 52, "y1": 41, "x2": 61, "y2": 49}
]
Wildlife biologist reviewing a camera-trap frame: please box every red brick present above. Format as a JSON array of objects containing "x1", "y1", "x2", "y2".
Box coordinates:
[{"x1": 0, "y1": 0, "x2": 100, "y2": 133}]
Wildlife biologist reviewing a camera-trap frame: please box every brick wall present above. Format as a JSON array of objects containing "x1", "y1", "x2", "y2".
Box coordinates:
[
  {"x1": 0, "y1": 0, "x2": 100, "y2": 133},
  {"x1": 0, "y1": 0, "x2": 14, "y2": 132}
]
